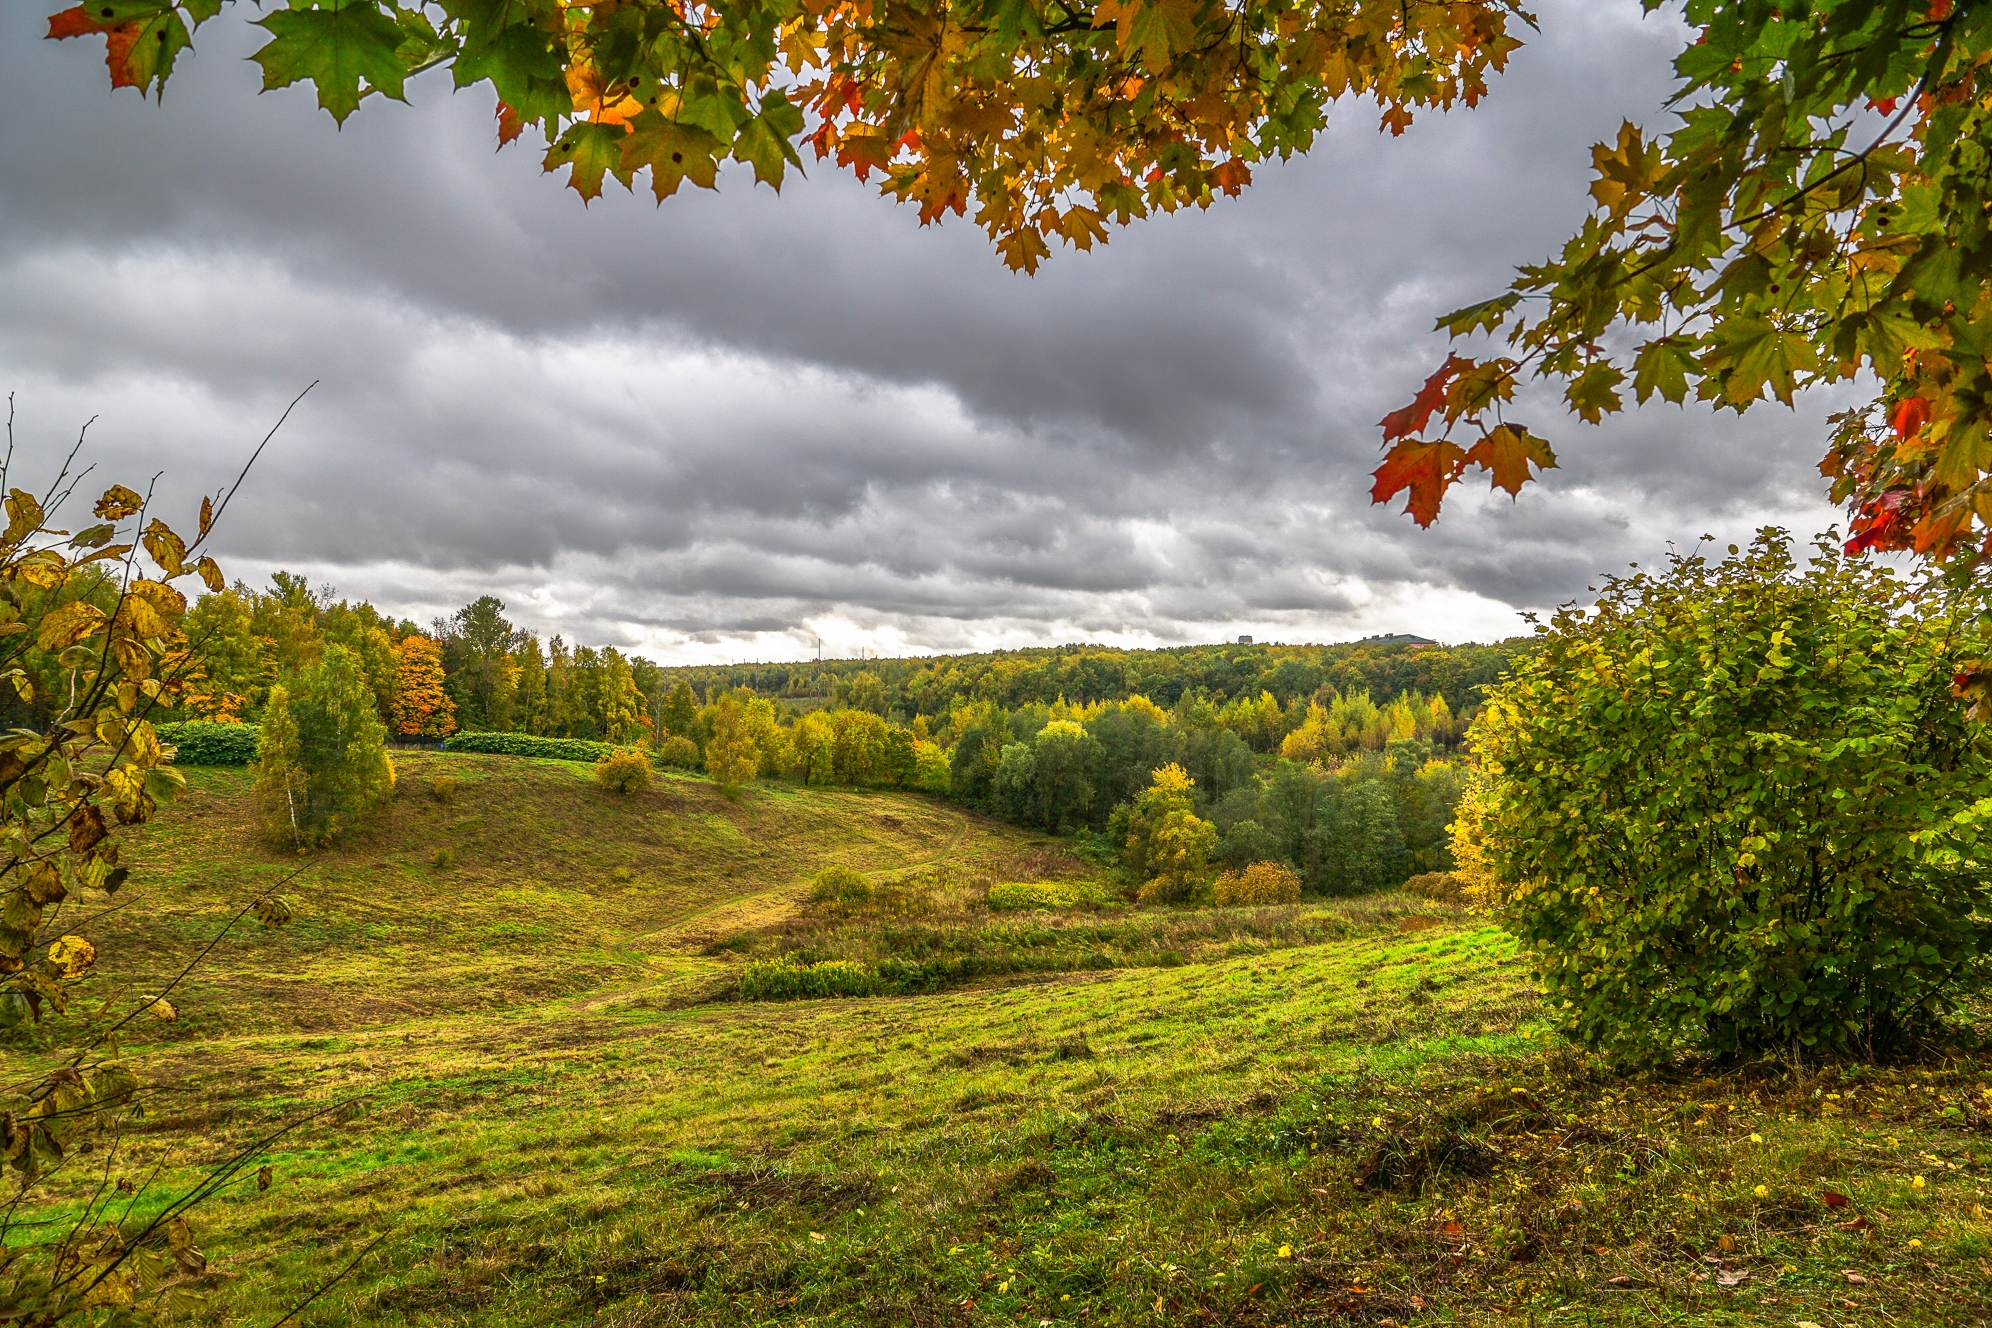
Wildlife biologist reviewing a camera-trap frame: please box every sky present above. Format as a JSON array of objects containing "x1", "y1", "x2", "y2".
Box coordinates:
[{"x1": 1, "y1": 2, "x2": 1848, "y2": 665}]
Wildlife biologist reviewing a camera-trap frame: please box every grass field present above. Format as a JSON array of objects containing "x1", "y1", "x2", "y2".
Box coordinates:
[{"x1": 15, "y1": 751, "x2": 1992, "y2": 1325}]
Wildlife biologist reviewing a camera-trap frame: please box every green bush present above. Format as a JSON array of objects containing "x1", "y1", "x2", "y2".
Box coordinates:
[
  {"x1": 985, "y1": 879, "x2": 1119, "y2": 911},
  {"x1": 656, "y1": 734, "x2": 702, "y2": 769},
  {"x1": 1477, "y1": 530, "x2": 1992, "y2": 1061},
  {"x1": 809, "y1": 865, "x2": 872, "y2": 908},
  {"x1": 158, "y1": 721, "x2": 260, "y2": 766},
  {"x1": 738, "y1": 957, "x2": 884, "y2": 1000},
  {"x1": 737, "y1": 954, "x2": 978, "y2": 1000},
  {"x1": 594, "y1": 748, "x2": 653, "y2": 794},
  {"x1": 443, "y1": 732, "x2": 620, "y2": 762}
]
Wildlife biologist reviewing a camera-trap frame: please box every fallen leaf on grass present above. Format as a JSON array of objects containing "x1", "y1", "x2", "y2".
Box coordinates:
[
  {"x1": 1821, "y1": 1191, "x2": 1851, "y2": 1208},
  {"x1": 1840, "y1": 1215, "x2": 1871, "y2": 1231},
  {"x1": 1841, "y1": 1270, "x2": 1869, "y2": 1285},
  {"x1": 1606, "y1": 1275, "x2": 1634, "y2": 1287},
  {"x1": 1716, "y1": 1270, "x2": 1748, "y2": 1287}
]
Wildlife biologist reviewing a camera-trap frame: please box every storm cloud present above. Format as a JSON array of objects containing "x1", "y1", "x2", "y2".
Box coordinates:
[{"x1": 1, "y1": 1, "x2": 1845, "y2": 661}]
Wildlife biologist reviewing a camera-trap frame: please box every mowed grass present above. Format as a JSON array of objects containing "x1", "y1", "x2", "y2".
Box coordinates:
[{"x1": 16, "y1": 752, "x2": 1992, "y2": 1326}]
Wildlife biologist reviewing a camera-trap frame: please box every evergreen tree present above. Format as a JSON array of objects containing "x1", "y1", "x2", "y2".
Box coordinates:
[{"x1": 661, "y1": 680, "x2": 697, "y2": 739}]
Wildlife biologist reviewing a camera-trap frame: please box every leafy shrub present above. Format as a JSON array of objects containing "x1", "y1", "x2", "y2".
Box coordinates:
[
  {"x1": 594, "y1": 748, "x2": 653, "y2": 794},
  {"x1": 810, "y1": 865, "x2": 872, "y2": 908},
  {"x1": 429, "y1": 776, "x2": 457, "y2": 803},
  {"x1": 738, "y1": 957, "x2": 884, "y2": 1000},
  {"x1": 443, "y1": 732, "x2": 619, "y2": 762},
  {"x1": 158, "y1": 720, "x2": 260, "y2": 766},
  {"x1": 1403, "y1": 871, "x2": 1467, "y2": 905},
  {"x1": 1213, "y1": 861, "x2": 1302, "y2": 906},
  {"x1": 985, "y1": 879, "x2": 1119, "y2": 911},
  {"x1": 1477, "y1": 531, "x2": 1992, "y2": 1061},
  {"x1": 657, "y1": 734, "x2": 702, "y2": 769},
  {"x1": 431, "y1": 848, "x2": 453, "y2": 870}
]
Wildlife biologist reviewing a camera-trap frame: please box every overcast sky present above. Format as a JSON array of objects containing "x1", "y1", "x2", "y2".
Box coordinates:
[{"x1": 2, "y1": 2, "x2": 1846, "y2": 664}]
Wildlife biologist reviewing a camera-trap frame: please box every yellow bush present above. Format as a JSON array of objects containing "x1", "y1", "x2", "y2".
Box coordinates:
[
  {"x1": 1403, "y1": 871, "x2": 1467, "y2": 904},
  {"x1": 429, "y1": 776, "x2": 457, "y2": 803},
  {"x1": 594, "y1": 748, "x2": 653, "y2": 794},
  {"x1": 1213, "y1": 860, "x2": 1302, "y2": 906}
]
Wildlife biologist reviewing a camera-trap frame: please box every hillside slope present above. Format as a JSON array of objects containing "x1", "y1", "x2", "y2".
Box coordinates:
[{"x1": 22, "y1": 753, "x2": 1991, "y2": 1327}]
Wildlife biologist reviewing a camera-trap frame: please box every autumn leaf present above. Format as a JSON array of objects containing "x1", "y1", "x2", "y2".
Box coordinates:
[
  {"x1": 1464, "y1": 423, "x2": 1557, "y2": 497},
  {"x1": 37, "y1": 602, "x2": 107, "y2": 654},
  {"x1": 47, "y1": 936, "x2": 96, "y2": 979},
  {"x1": 141, "y1": 519, "x2": 186, "y2": 576},
  {"x1": 1371, "y1": 438, "x2": 1468, "y2": 527},
  {"x1": 195, "y1": 556, "x2": 225, "y2": 592},
  {"x1": 93, "y1": 485, "x2": 143, "y2": 521},
  {"x1": 1210, "y1": 160, "x2": 1252, "y2": 196},
  {"x1": 253, "y1": 1, "x2": 411, "y2": 126},
  {"x1": 1381, "y1": 355, "x2": 1469, "y2": 444},
  {"x1": 1892, "y1": 396, "x2": 1932, "y2": 440}
]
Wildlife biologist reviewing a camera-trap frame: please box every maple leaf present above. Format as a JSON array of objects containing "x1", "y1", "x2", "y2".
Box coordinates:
[
  {"x1": 543, "y1": 121, "x2": 628, "y2": 202},
  {"x1": 1891, "y1": 396, "x2": 1932, "y2": 440},
  {"x1": 1381, "y1": 355, "x2": 1469, "y2": 443},
  {"x1": 1565, "y1": 363, "x2": 1624, "y2": 424},
  {"x1": 1371, "y1": 439, "x2": 1468, "y2": 527},
  {"x1": 1464, "y1": 423, "x2": 1557, "y2": 497},
  {"x1": 620, "y1": 112, "x2": 722, "y2": 200},
  {"x1": 253, "y1": 2, "x2": 410, "y2": 126},
  {"x1": 1633, "y1": 338, "x2": 1698, "y2": 405},
  {"x1": 1210, "y1": 159, "x2": 1252, "y2": 197}
]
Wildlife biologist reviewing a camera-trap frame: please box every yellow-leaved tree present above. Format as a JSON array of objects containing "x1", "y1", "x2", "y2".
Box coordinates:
[{"x1": 391, "y1": 633, "x2": 455, "y2": 738}]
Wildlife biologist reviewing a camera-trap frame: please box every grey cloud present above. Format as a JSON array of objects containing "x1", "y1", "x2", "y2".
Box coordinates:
[{"x1": 0, "y1": 0, "x2": 1846, "y2": 660}]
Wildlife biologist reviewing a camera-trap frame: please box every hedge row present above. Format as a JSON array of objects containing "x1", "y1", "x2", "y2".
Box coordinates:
[
  {"x1": 736, "y1": 955, "x2": 978, "y2": 1001},
  {"x1": 985, "y1": 879, "x2": 1121, "y2": 912},
  {"x1": 157, "y1": 721, "x2": 261, "y2": 766},
  {"x1": 441, "y1": 732, "x2": 627, "y2": 763}
]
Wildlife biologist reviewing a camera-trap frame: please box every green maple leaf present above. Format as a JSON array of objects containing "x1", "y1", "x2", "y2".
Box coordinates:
[
  {"x1": 620, "y1": 112, "x2": 722, "y2": 200},
  {"x1": 543, "y1": 121, "x2": 628, "y2": 202},
  {"x1": 253, "y1": 2, "x2": 410, "y2": 126},
  {"x1": 1566, "y1": 363, "x2": 1625, "y2": 424},
  {"x1": 1633, "y1": 338, "x2": 1698, "y2": 405}
]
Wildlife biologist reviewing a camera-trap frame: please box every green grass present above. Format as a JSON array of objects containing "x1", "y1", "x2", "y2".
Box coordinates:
[{"x1": 15, "y1": 751, "x2": 1992, "y2": 1325}]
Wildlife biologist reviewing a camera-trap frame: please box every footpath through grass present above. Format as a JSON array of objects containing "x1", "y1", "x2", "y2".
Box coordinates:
[{"x1": 14, "y1": 752, "x2": 1992, "y2": 1325}]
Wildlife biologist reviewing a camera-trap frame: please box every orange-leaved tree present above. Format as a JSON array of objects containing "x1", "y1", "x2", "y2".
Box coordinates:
[
  {"x1": 391, "y1": 633, "x2": 456, "y2": 738},
  {"x1": 0, "y1": 405, "x2": 296, "y2": 1320},
  {"x1": 45, "y1": 1, "x2": 1528, "y2": 273}
]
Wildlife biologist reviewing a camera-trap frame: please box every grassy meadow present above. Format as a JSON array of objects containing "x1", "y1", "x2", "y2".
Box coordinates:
[{"x1": 21, "y1": 751, "x2": 1992, "y2": 1325}]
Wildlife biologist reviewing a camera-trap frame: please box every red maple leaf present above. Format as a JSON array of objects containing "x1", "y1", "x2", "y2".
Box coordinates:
[
  {"x1": 1380, "y1": 355, "x2": 1469, "y2": 444},
  {"x1": 1371, "y1": 439, "x2": 1468, "y2": 527}
]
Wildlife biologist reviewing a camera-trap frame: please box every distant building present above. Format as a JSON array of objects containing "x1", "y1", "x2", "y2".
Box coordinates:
[{"x1": 1237, "y1": 635, "x2": 1253, "y2": 645}]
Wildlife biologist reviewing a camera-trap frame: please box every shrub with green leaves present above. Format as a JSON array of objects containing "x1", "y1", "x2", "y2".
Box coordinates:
[
  {"x1": 1476, "y1": 530, "x2": 1992, "y2": 1061},
  {"x1": 738, "y1": 957, "x2": 884, "y2": 1001},
  {"x1": 594, "y1": 748, "x2": 653, "y2": 794},
  {"x1": 443, "y1": 732, "x2": 619, "y2": 762},
  {"x1": 657, "y1": 734, "x2": 702, "y2": 769},
  {"x1": 809, "y1": 865, "x2": 872, "y2": 909},
  {"x1": 985, "y1": 879, "x2": 1119, "y2": 911},
  {"x1": 158, "y1": 720, "x2": 261, "y2": 766}
]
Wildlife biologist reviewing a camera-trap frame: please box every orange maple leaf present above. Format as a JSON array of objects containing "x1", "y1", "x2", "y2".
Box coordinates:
[
  {"x1": 1210, "y1": 159, "x2": 1251, "y2": 197},
  {"x1": 1891, "y1": 396, "x2": 1931, "y2": 440},
  {"x1": 1463, "y1": 423, "x2": 1557, "y2": 497},
  {"x1": 1371, "y1": 438, "x2": 1468, "y2": 527}
]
